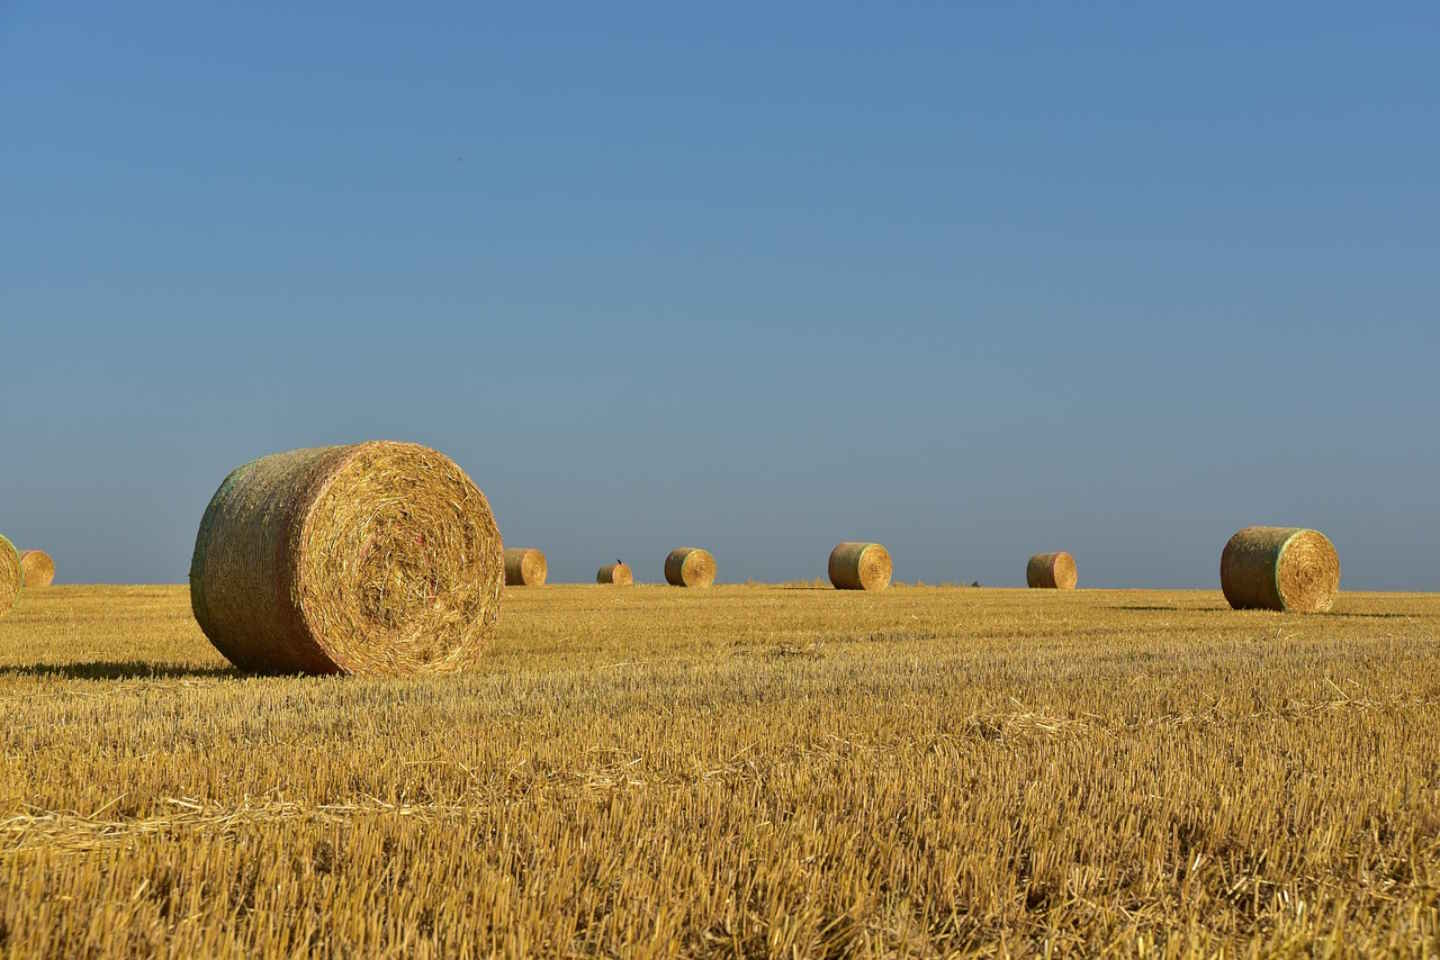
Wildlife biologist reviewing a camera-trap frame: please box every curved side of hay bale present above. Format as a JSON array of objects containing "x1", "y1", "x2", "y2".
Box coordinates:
[
  {"x1": 1220, "y1": 526, "x2": 1340, "y2": 613},
  {"x1": 597, "y1": 562, "x2": 633, "y2": 586},
  {"x1": 828, "y1": 542, "x2": 892, "y2": 591},
  {"x1": 1026, "y1": 551, "x2": 1077, "y2": 590},
  {"x1": 189, "y1": 441, "x2": 504, "y2": 675},
  {"x1": 0, "y1": 535, "x2": 18, "y2": 619},
  {"x1": 504, "y1": 547, "x2": 547, "y2": 586},
  {"x1": 18, "y1": 550, "x2": 56, "y2": 588},
  {"x1": 664, "y1": 547, "x2": 716, "y2": 588}
]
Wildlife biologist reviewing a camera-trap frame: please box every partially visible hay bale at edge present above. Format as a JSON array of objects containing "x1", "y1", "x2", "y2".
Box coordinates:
[
  {"x1": 504, "y1": 548, "x2": 548, "y2": 586},
  {"x1": 18, "y1": 550, "x2": 55, "y2": 588},
  {"x1": 664, "y1": 547, "x2": 716, "y2": 588},
  {"x1": 190, "y1": 441, "x2": 504, "y2": 676},
  {"x1": 828, "y1": 542, "x2": 892, "y2": 591},
  {"x1": 597, "y1": 562, "x2": 633, "y2": 586},
  {"x1": 1220, "y1": 526, "x2": 1340, "y2": 613},
  {"x1": 0, "y1": 534, "x2": 18, "y2": 618},
  {"x1": 1026, "y1": 551, "x2": 1077, "y2": 590}
]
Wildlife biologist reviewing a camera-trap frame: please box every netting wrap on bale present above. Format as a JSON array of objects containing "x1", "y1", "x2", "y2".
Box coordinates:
[
  {"x1": 1220, "y1": 526, "x2": 1340, "y2": 613},
  {"x1": 597, "y1": 562, "x2": 633, "y2": 586},
  {"x1": 18, "y1": 550, "x2": 55, "y2": 588},
  {"x1": 828, "y1": 542, "x2": 892, "y2": 591},
  {"x1": 0, "y1": 535, "x2": 18, "y2": 619},
  {"x1": 504, "y1": 548, "x2": 548, "y2": 586},
  {"x1": 664, "y1": 547, "x2": 716, "y2": 588},
  {"x1": 1026, "y1": 551, "x2": 1077, "y2": 590},
  {"x1": 189, "y1": 442, "x2": 504, "y2": 675}
]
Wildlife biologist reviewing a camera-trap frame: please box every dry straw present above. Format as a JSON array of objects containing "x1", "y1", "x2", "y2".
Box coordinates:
[
  {"x1": 597, "y1": 562, "x2": 633, "y2": 586},
  {"x1": 828, "y1": 542, "x2": 892, "y2": 591},
  {"x1": 19, "y1": 550, "x2": 56, "y2": 588},
  {"x1": 189, "y1": 441, "x2": 504, "y2": 675},
  {"x1": 0, "y1": 534, "x2": 18, "y2": 619},
  {"x1": 1220, "y1": 525, "x2": 1340, "y2": 613},
  {"x1": 1026, "y1": 551, "x2": 1077, "y2": 590},
  {"x1": 504, "y1": 548, "x2": 548, "y2": 587},
  {"x1": 664, "y1": 547, "x2": 716, "y2": 588}
]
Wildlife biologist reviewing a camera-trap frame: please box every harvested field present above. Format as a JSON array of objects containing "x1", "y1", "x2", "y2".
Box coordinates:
[{"x1": 3, "y1": 584, "x2": 1440, "y2": 956}]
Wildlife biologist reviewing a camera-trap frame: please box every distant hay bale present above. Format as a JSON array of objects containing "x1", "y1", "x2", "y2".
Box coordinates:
[
  {"x1": 597, "y1": 562, "x2": 633, "y2": 586},
  {"x1": 504, "y1": 548, "x2": 548, "y2": 586},
  {"x1": 0, "y1": 535, "x2": 18, "y2": 619},
  {"x1": 18, "y1": 550, "x2": 55, "y2": 588},
  {"x1": 828, "y1": 542, "x2": 892, "y2": 591},
  {"x1": 664, "y1": 547, "x2": 716, "y2": 588},
  {"x1": 1220, "y1": 526, "x2": 1340, "y2": 613},
  {"x1": 1026, "y1": 551, "x2": 1077, "y2": 590},
  {"x1": 189, "y1": 441, "x2": 504, "y2": 675}
]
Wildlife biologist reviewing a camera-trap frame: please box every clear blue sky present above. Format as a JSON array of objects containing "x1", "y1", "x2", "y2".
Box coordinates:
[{"x1": 2, "y1": 2, "x2": 1436, "y2": 588}]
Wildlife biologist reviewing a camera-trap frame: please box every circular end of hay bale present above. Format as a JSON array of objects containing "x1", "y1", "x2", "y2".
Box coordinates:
[
  {"x1": 0, "y1": 535, "x2": 19, "y2": 619},
  {"x1": 18, "y1": 550, "x2": 56, "y2": 588},
  {"x1": 597, "y1": 562, "x2": 633, "y2": 585},
  {"x1": 190, "y1": 442, "x2": 504, "y2": 675},
  {"x1": 664, "y1": 547, "x2": 716, "y2": 588},
  {"x1": 1026, "y1": 551, "x2": 1077, "y2": 590},
  {"x1": 1220, "y1": 526, "x2": 1339, "y2": 613},
  {"x1": 828, "y1": 542, "x2": 892, "y2": 591},
  {"x1": 504, "y1": 547, "x2": 548, "y2": 586}
]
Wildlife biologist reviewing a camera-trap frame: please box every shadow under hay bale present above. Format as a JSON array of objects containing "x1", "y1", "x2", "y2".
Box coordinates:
[
  {"x1": 1026, "y1": 551, "x2": 1077, "y2": 590},
  {"x1": 19, "y1": 549, "x2": 55, "y2": 588},
  {"x1": 664, "y1": 547, "x2": 716, "y2": 588},
  {"x1": 597, "y1": 562, "x2": 633, "y2": 585},
  {"x1": 504, "y1": 547, "x2": 548, "y2": 586},
  {"x1": 189, "y1": 441, "x2": 504, "y2": 675},
  {"x1": 1220, "y1": 525, "x2": 1340, "y2": 613},
  {"x1": 828, "y1": 542, "x2": 892, "y2": 591}
]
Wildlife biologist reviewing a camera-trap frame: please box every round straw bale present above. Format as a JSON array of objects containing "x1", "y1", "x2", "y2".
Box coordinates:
[
  {"x1": 18, "y1": 550, "x2": 56, "y2": 588},
  {"x1": 828, "y1": 542, "x2": 892, "y2": 591},
  {"x1": 1220, "y1": 526, "x2": 1339, "y2": 613},
  {"x1": 664, "y1": 547, "x2": 716, "y2": 588},
  {"x1": 189, "y1": 442, "x2": 504, "y2": 675},
  {"x1": 1026, "y1": 551, "x2": 1077, "y2": 590},
  {"x1": 0, "y1": 535, "x2": 19, "y2": 619},
  {"x1": 504, "y1": 547, "x2": 548, "y2": 586},
  {"x1": 597, "y1": 562, "x2": 633, "y2": 586}
]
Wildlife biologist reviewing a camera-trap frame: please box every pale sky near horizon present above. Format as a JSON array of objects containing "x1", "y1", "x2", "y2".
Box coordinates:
[{"x1": 2, "y1": 2, "x2": 1437, "y2": 589}]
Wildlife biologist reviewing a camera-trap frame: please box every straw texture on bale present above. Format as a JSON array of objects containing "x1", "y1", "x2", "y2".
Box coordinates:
[
  {"x1": 189, "y1": 441, "x2": 504, "y2": 675},
  {"x1": 0, "y1": 535, "x2": 18, "y2": 619},
  {"x1": 1220, "y1": 526, "x2": 1340, "y2": 613},
  {"x1": 1026, "y1": 551, "x2": 1077, "y2": 590},
  {"x1": 597, "y1": 562, "x2": 633, "y2": 586},
  {"x1": 828, "y1": 542, "x2": 892, "y2": 591},
  {"x1": 664, "y1": 547, "x2": 716, "y2": 588},
  {"x1": 503, "y1": 547, "x2": 548, "y2": 586},
  {"x1": 18, "y1": 550, "x2": 55, "y2": 588}
]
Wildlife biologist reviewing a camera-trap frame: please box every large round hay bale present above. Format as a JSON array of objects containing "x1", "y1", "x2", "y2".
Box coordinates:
[
  {"x1": 664, "y1": 547, "x2": 716, "y2": 588},
  {"x1": 0, "y1": 535, "x2": 19, "y2": 619},
  {"x1": 828, "y1": 541, "x2": 892, "y2": 591},
  {"x1": 1220, "y1": 526, "x2": 1340, "y2": 613},
  {"x1": 597, "y1": 562, "x2": 633, "y2": 586},
  {"x1": 504, "y1": 547, "x2": 547, "y2": 586},
  {"x1": 1026, "y1": 551, "x2": 1077, "y2": 590},
  {"x1": 189, "y1": 442, "x2": 504, "y2": 675},
  {"x1": 18, "y1": 550, "x2": 56, "y2": 588}
]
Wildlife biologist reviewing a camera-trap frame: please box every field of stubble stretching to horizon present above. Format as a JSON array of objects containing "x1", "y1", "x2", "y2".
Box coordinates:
[{"x1": 3, "y1": 583, "x2": 1439, "y2": 957}]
